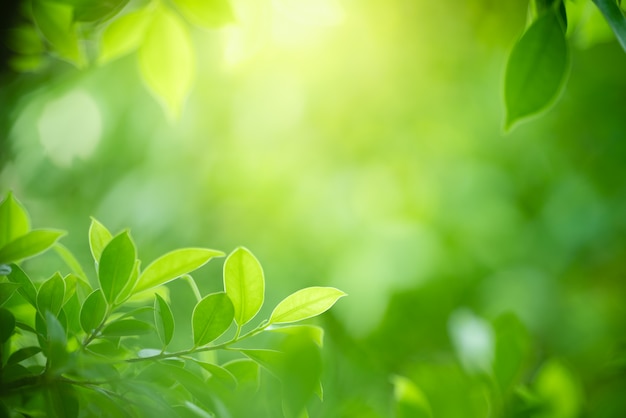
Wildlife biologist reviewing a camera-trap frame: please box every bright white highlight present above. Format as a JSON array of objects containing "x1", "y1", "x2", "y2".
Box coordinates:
[{"x1": 448, "y1": 308, "x2": 494, "y2": 374}]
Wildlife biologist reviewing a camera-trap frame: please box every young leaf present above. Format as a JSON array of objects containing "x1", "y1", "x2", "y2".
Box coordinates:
[
  {"x1": 135, "y1": 248, "x2": 224, "y2": 293},
  {"x1": 224, "y1": 247, "x2": 265, "y2": 327},
  {"x1": 98, "y1": 231, "x2": 136, "y2": 304},
  {"x1": 7, "y1": 264, "x2": 37, "y2": 307},
  {"x1": 593, "y1": 0, "x2": 626, "y2": 52},
  {"x1": 172, "y1": 0, "x2": 235, "y2": 28},
  {"x1": 192, "y1": 292, "x2": 234, "y2": 346},
  {"x1": 80, "y1": 289, "x2": 107, "y2": 333},
  {"x1": 0, "y1": 229, "x2": 66, "y2": 264},
  {"x1": 101, "y1": 319, "x2": 153, "y2": 337},
  {"x1": 37, "y1": 273, "x2": 66, "y2": 316},
  {"x1": 99, "y1": 8, "x2": 152, "y2": 64},
  {"x1": 504, "y1": 10, "x2": 569, "y2": 130},
  {"x1": 269, "y1": 287, "x2": 346, "y2": 325},
  {"x1": 89, "y1": 217, "x2": 113, "y2": 263},
  {"x1": 138, "y1": 5, "x2": 196, "y2": 118},
  {"x1": 0, "y1": 191, "x2": 30, "y2": 249},
  {"x1": 0, "y1": 308, "x2": 16, "y2": 343},
  {"x1": 0, "y1": 283, "x2": 21, "y2": 306},
  {"x1": 154, "y1": 294, "x2": 175, "y2": 347}
]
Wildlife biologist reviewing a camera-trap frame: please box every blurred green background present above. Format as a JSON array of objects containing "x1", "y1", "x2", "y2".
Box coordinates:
[{"x1": 2, "y1": 0, "x2": 626, "y2": 416}]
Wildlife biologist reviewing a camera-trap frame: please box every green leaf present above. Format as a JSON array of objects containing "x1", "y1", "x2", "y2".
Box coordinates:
[
  {"x1": 46, "y1": 383, "x2": 78, "y2": 418},
  {"x1": 138, "y1": 5, "x2": 196, "y2": 119},
  {"x1": 392, "y1": 375, "x2": 433, "y2": 418},
  {"x1": 37, "y1": 273, "x2": 66, "y2": 316},
  {"x1": 99, "y1": 8, "x2": 152, "y2": 64},
  {"x1": 80, "y1": 289, "x2": 107, "y2": 333},
  {"x1": 89, "y1": 217, "x2": 113, "y2": 263},
  {"x1": 192, "y1": 292, "x2": 234, "y2": 346},
  {"x1": 593, "y1": 0, "x2": 626, "y2": 52},
  {"x1": 504, "y1": 10, "x2": 569, "y2": 130},
  {"x1": 56, "y1": 0, "x2": 129, "y2": 22},
  {"x1": 0, "y1": 191, "x2": 30, "y2": 249},
  {"x1": 0, "y1": 229, "x2": 66, "y2": 264},
  {"x1": 0, "y1": 283, "x2": 21, "y2": 306},
  {"x1": 5, "y1": 26, "x2": 45, "y2": 55},
  {"x1": 154, "y1": 294, "x2": 175, "y2": 347},
  {"x1": 534, "y1": 360, "x2": 582, "y2": 418},
  {"x1": 240, "y1": 349, "x2": 284, "y2": 375},
  {"x1": 7, "y1": 264, "x2": 37, "y2": 307},
  {"x1": 224, "y1": 247, "x2": 265, "y2": 327},
  {"x1": 54, "y1": 244, "x2": 88, "y2": 281},
  {"x1": 45, "y1": 311, "x2": 69, "y2": 373},
  {"x1": 31, "y1": 0, "x2": 85, "y2": 67},
  {"x1": 267, "y1": 324, "x2": 325, "y2": 347},
  {"x1": 173, "y1": 0, "x2": 235, "y2": 28},
  {"x1": 101, "y1": 319, "x2": 153, "y2": 337},
  {"x1": 0, "y1": 308, "x2": 16, "y2": 343},
  {"x1": 136, "y1": 248, "x2": 224, "y2": 293},
  {"x1": 223, "y1": 358, "x2": 260, "y2": 390},
  {"x1": 115, "y1": 259, "x2": 140, "y2": 304},
  {"x1": 7, "y1": 346, "x2": 42, "y2": 365},
  {"x1": 193, "y1": 360, "x2": 237, "y2": 389},
  {"x1": 98, "y1": 231, "x2": 136, "y2": 304},
  {"x1": 269, "y1": 287, "x2": 346, "y2": 325},
  {"x1": 493, "y1": 313, "x2": 531, "y2": 393}
]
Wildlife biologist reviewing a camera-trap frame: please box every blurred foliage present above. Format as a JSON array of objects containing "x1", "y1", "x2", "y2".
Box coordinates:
[{"x1": 1, "y1": 0, "x2": 626, "y2": 416}]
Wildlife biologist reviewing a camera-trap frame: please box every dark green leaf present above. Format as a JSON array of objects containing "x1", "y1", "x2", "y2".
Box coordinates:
[
  {"x1": 46, "y1": 383, "x2": 78, "y2": 418},
  {"x1": 88, "y1": 217, "x2": 113, "y2": 263},
  {"x1": 45, "y1": 311, "x2": 68, "y2": 373},
  {"x1": 0, "y1": 283, "x2": 21, "y2": 306},
  {"x1": 154, "y1": 294, "x2": 175, "y2": 348},
  {"x1": 80, "y1": 289, "x2": 107, "y2": 333},
  {"x1": 98, "y1": 231, "x2": 136, "y2": 305},
  {"x1": 0, "y1": 308, "x2": 15, "y2": 343},
  {"x1": 493, "y1": 313, "x2": 531, "y2": 393},
  {"x1": 0, "y1": 364, "x2": 33, "y2": 383},
  {"x1": 224, "y1": 247, "x2": 265, "y2": 326},
  {"x1": 7, "y1": 264, "x2": 37, "y2": 307},
  {"x1": 173, "y1": 0, "x2": 235, "y2": 28},
  {"x1": 269, "y1": 287, "x2": 346, "y2": 325},
  {"x1": 192, "y1": 292, "x2": 234, "y2": 346},
  {"x1": 593, "y1": 0, "x2": 626, "y2": 51},
  {"x1": 0, "y1": 191, "x2": 30, "y2": 249},
  {"x1": 101, "y1": 319, "x2": 153, "y2": 337},
  {"x1": 56, "y1": 0, "x2": 129, "y2": 22},
  {"x1": 0, "y1": 229, "x2": 66, "y2": 264},
  {"x1": 504, "y1": 10, "x2": 569, "y2": 130},
  {"x1": 7, "y1": 346, "x2": 42, "y2": 365},
  {"x1": 37, "y1": 273, "x2": 66, "y2": 316}
]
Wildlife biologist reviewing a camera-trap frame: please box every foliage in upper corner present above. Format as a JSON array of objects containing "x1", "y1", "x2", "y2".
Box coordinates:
[
  {"x1": 0, "y1": 192, "x2": 346, "y2": 418},
  {"x1": 503, "y1": 0, "x2": 626, "y2": 131}
]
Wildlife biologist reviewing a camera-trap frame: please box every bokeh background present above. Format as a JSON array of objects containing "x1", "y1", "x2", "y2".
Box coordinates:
[{"x1": 2, "y1": 0, "x2": 626, "y2": 416}]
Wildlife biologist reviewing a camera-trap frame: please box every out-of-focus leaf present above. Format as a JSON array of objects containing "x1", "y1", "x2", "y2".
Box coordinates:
[
  {"x1": 392, "y1": 375, "x2": 433, "y2": 418},
  {"x1": 101, "y1": 319, "x2": 153, "y2": 337},
  {"x1": 223, "y1": 358, "x2": 260, "y2": 390},
  {"x1": 98, "y1": 231, "x2": 136, "y2": 304},
  {"x1": 54, "y1": 244, "x2": 88, "y2": 281},
  {"x1": 31, "y1": 0, "x2": 85, "y2": 67},
  {"x1": 240, "y1": 349, "x2": 284, "y2": 376},
  {"x1": 534, "y1": 360, "x2": 582, "y2": 418},
  {"x1": 56, "y1": 0, "x2": 129, "y2": 22},
  {"x1": 138, "y1": 5, "x2": 196, "y2": 119},
  {"x1": 4, "y1": 26, "x2": 45, "y2": 55},
  {"x1": 504, "y1": 10, "x2": 569, "y2": 130},
  {"x1": 224, "y1": 247, "x2": 264, "y2": 327},
  {"x1": 0, "y1": 308, "x2": 16, "y2": 343},
  {"x1": 80, "y1": 289, "x2": 107, "y2": 333},
  {"x1": 269, "y1": 287, "x2": 346, "y2": 325},
  {"x1": 267, "y1": 324, "x2": 325, "y2": 347},
  {"x1": 89, "y1": 217, "x2": 113, "y2": 263},
  {"x1": 7, "y1": 346, "x2": 42, "y2": 365},
  {"x1": 0, "y1": 229, "x2": 66, "y2": 264},
  {"x1": 279, "y1": 335, "x2": 322, "y2": 418},
  {"x1": 192, "y1": 292, "x2": 234, "y2": 346},
  {"x1": 7, "y1": 264, "x2": 37, "y2": 307},
  {"x1": 173, "y1": 0, "x2": 235, "y2": 28},
  {"x1": 0, "y1": 192, "x2": 30, "y2": 248},
  {"x1": 136, "y1": 248, "x2": 223, "y2": 293},
  {"x1": 37, "y1": 273, "x2": 66, "y2": 317},
  {"x1": 99, "y1": 8, "x2": 152, "y2": 64},
  {"x1": 45, "y1": 311, "x2": 69, "y2": 373},
  {"x1": 154, "y1": 294, "x2": 174, "y2": 347},
  {"x1": 0, "y1": 283, "x2": 21, "y2": 306},
  {"x1": 592, "y1": 0, "x2": 626, "y2": 51},
  {"x1": 46, "y1": 383, "x2": 78, "y2": 418},
  {"x1": 193, "y1": 360, "x2": 237, "y2": 389},
  {"x1": 493, "y1": 313, "x2": 531, "y2": 393}
]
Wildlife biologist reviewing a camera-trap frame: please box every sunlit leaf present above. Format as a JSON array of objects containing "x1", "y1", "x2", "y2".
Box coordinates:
[
  {"x1": 99, "y1": 8, "x2": 152, "y2": 64},
  {"x1": 192, "y1": 292, "x2": 234, "y2": 346},
  {"x1": 0, "y1": 229, "x2": 66, "y2": 264},
  {"x1": 0, "y1": 191, "x2": 30, "y2": 249},
  {"x1": 504, "y1": 10, "x2": 569, "y2": 130},
  {"x1": 240, "y1": 349, "x2": 284, "y2": 375},
  {"x1": 534, "y1": 360, "x2": 582, "y2": 418},
  {"x1": 37, "y1": 273, "x2": 66, "y2": 316},
  {"x1": 115, "y1": 259, "x2": 140, "y2": 304},
  {"x1": 224, "y1": 247, "x2": 265, "y2": 326},
  {"x1": 101, "y1": 319, "x2": 153, "y2": 337},
  {"x1": 0, "y1": 282, "x2": 21, "y2": 306},
  {"x1": 392, "y1": 375, "x2": 433, "y2": 418},
  {"x1": 80, "y1": 289, "x2": 107, "y2": 333},
  {"x1": 592, "y1": 0, "x2": 626, "y2": 51},
  {"x1": 154, "y1": 294, "x2": 175, "y2": 347},
  {"x1": 173, "y1": 0, "x2": 235, "y2": 28},
  {"x1": 267, "y1": 324, "x2": 325, "y2": 347},
  {"x1": 7, "y1": 264, "x2": 37, "y2": 307},
  {"x1": 89, "y1": 217, "x2": 113, "y2": 263},
  {"x1": 0, "y1": 308, "x2": 15, "y2": 343},
  {"x1": 136, "y1": 248, "x2": 224, "y2": 293},
  {"x1": 98, "y1": 231, "x2": 136, "y2": 304},
  {"x1": 269, "y1": 287, "x2": 346, "y2": 325},
  {"x1": 138, "y1": 5, "x2": 196, "y2": 119},
  {"x1": 7, "y1": 346, "x2": 42, "y2": 365}
]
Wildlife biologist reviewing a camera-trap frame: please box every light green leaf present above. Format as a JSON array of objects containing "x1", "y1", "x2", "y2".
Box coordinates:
[
  {"x1": 223, "y1": 358, "x2": 260, "y2": 390},
  {"x1": 80, "y1": 289, "x2": 107, "y2": 333},
  {"x1": 138, "y1": 5, "x2": 196, "y2": 119},
  {"x1": 534, "y1": 360, "x2": 582, "y2": 418},
  {"x1": 31, "y1": 0, "x2": 85, "y2": 67},
  {"x1": 0, "y1": 191, "x2": 30, "y2": 249},
  {"x1": 192, "y1": 292, "x2": 234, "y2": 346},
  {"x1": 98, "y1": 231, "x2": 136, "y2": 304},
  {"x1": 193, "y1": 360, "x2": 237, "y2": 389},
  {"x1": 224, "y1": 247, "x2": 264, "y2": 327},
  {"x1": 37, "y1": 273, "x2": 66, "y2": 316},
  {"x1": 115, "y1": 259, "x2": 140, "y2": 304},
  {"x1": 0, "y1": 229, "x2": 66, "y2": 264},
  {"x1": 136, "y1": 248, "x2": 224, "y2": 293},
  {"x1": 7, "y1": 346, "x2": 42, "y2": 365},
  {"x1": 154, "y1": 294, "x2": 175, "y2": 347},
  {"x1": 101, "y1": 319, "x2": 153, "y2": 337},
  {"x1": 173, "y1": 0, "x2": 235, "y2": 28},
  {"x1": 89, "y1": 217, "x2": 113, "y2": 263},
  {"x1": 392, "y1": 375, "x2": 433, "y2": 418},
  {"x1": 504, "y1": 10, "x2": 569, "y2": 130},
  {"x1": 240, "y1": 349, "x2": 284, "y2": 376},
  {"x1": 0, "y1": 283, "x2": 21, "y2": 306},
  {"x1": 0, "y1": 308, "x2": 16, "y2": 343},
  {"x1": 267, "y1": 324, "x2": 325, "y2": 347},
  {"x1": 7, "y1": 264, "x2": 37, "y2": 307},
  {"x1": 57, "y1": 0, "x2": 129, "y2": 22},
  {"x1": 593, "y1": 0, "x2": 626, "y2": 51},
  {"x1": 269, "y1": 287, "x2": 346, "y2": 325},
  {"x1": 54, "y1": 243, "x2": 88, "y2": 281},
  {"x1": 99, "y1": 8, "x2": 152, "y2": 64}
]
